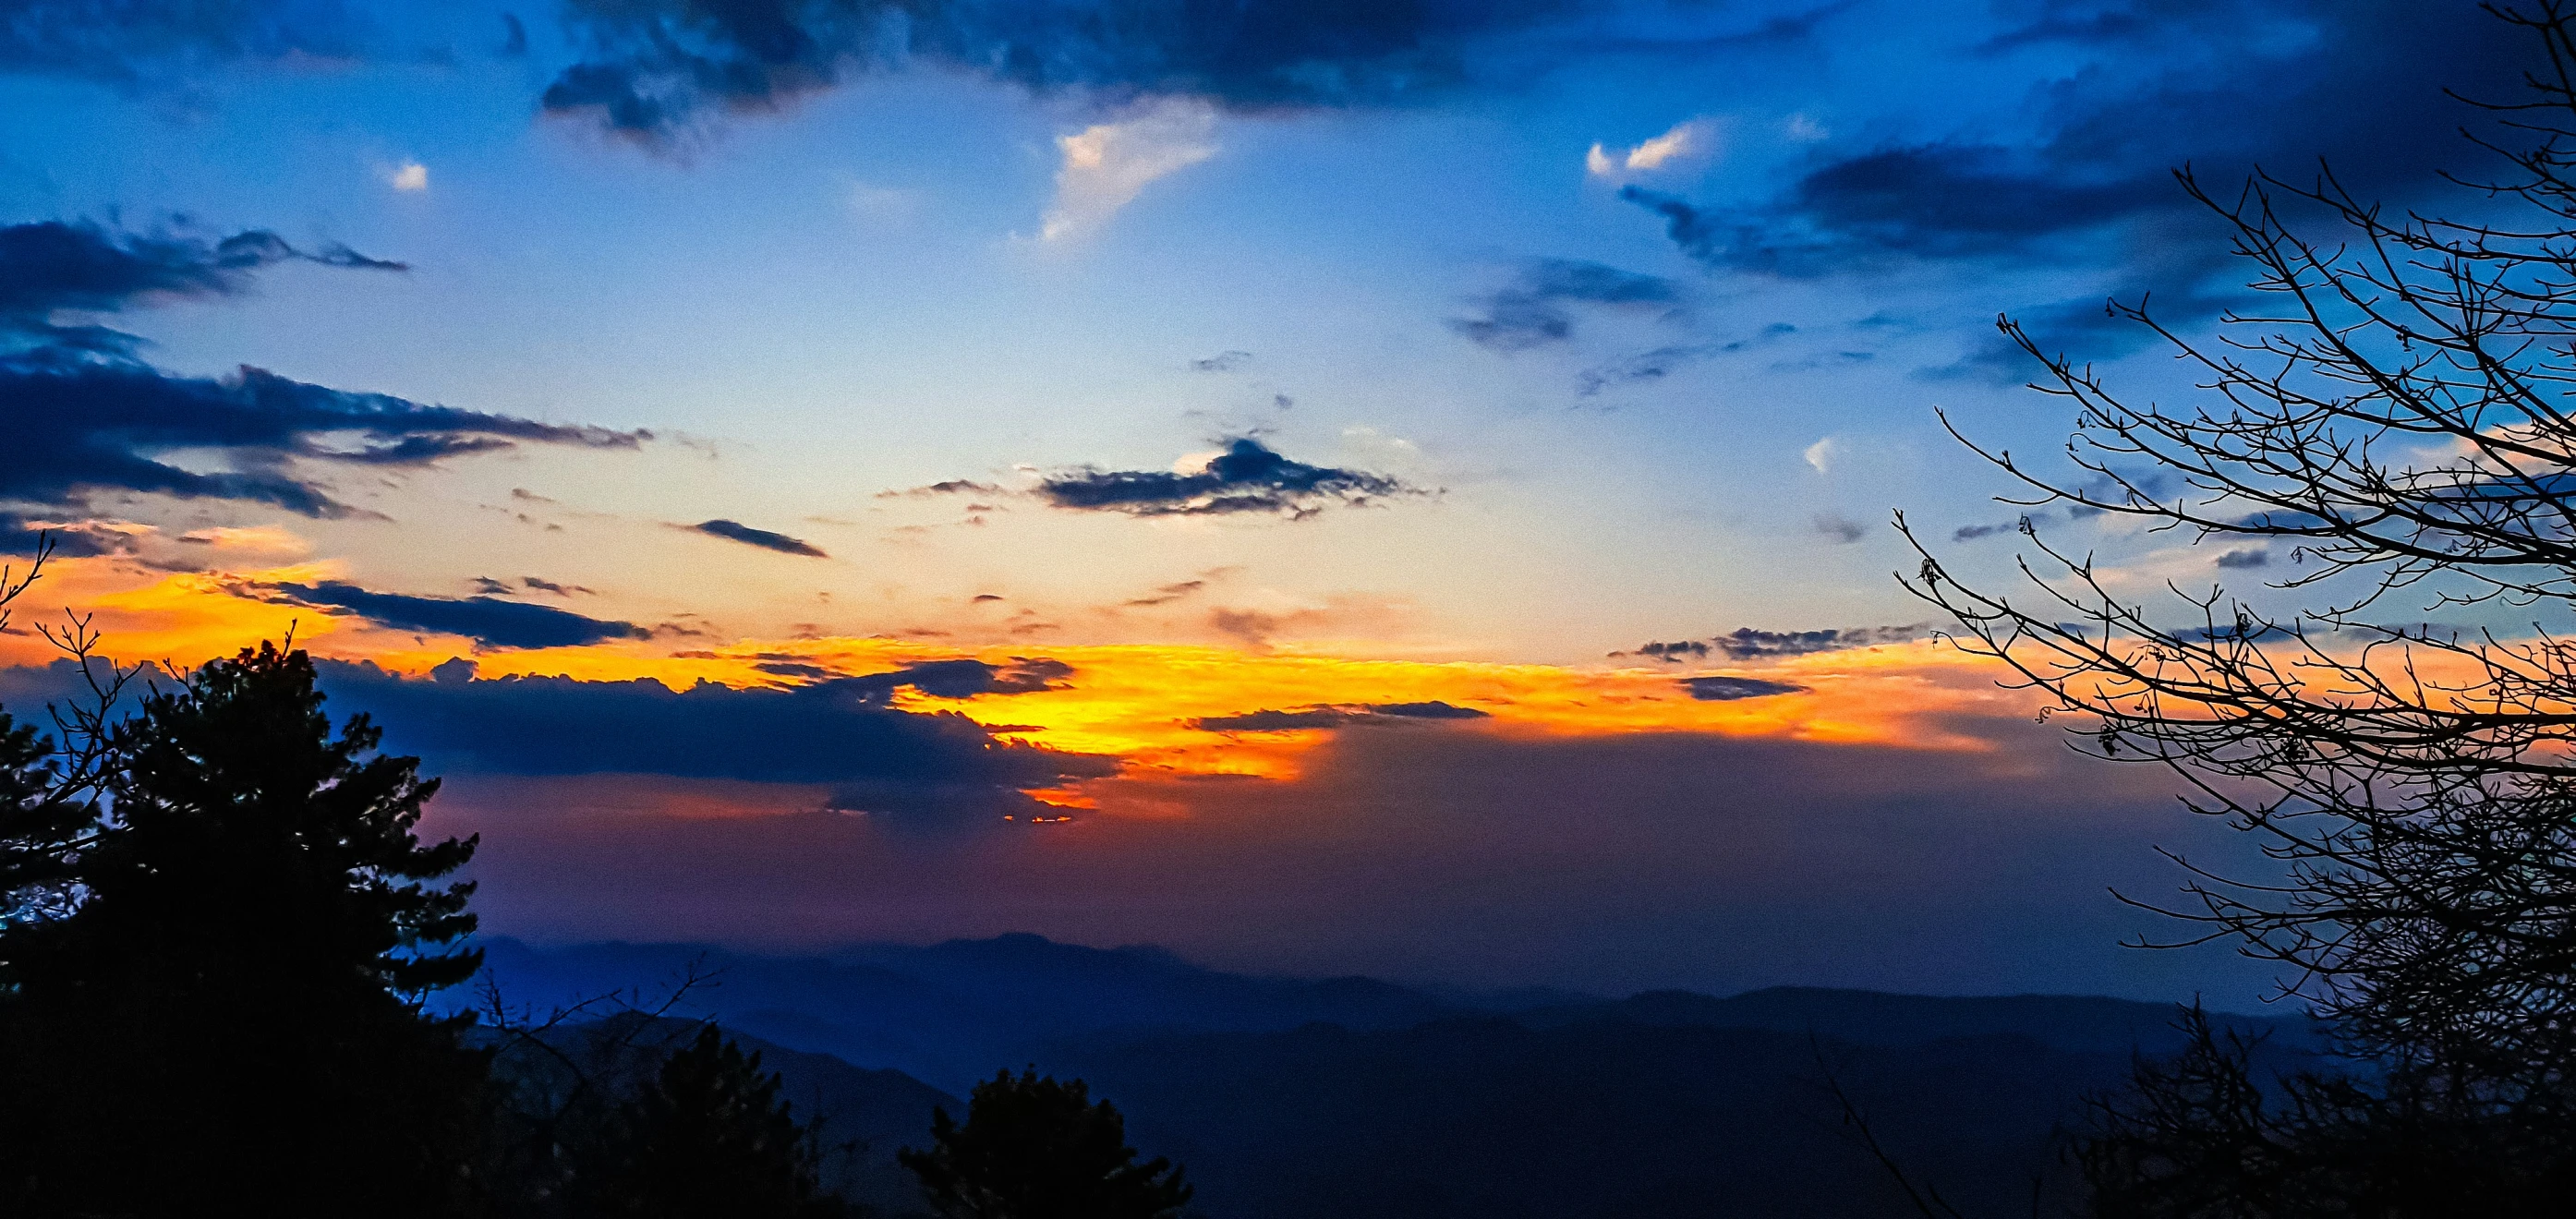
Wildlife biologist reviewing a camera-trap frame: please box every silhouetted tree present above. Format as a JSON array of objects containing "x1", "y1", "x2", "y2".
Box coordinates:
[
  {"x1": 565, "y1": 1022, "x2": 848, "y2": 1219},
  {"x1": 1902, "y1": 2, "x2": 2576, "y2": 1213},
  {"x1": 901, "y1": 1069, "x2": 1191, "y2": 1219},
  {"x1": 0, "y1": 641, "x2": 489, "y2": 1215}
]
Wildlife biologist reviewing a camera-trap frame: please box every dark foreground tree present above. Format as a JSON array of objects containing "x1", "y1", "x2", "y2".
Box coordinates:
[
  {"x1": 0, "y1": 641, "x2": 489, "y2": 1215},
  {"x1": 563, "y1": 1022, "x2": 849, "y2": 1219},
  {"x1": 901, "y1": 1069, "x2": 1191, "y2": 1219},
  {"x1": 1903, "y1": 2, "x2": 2576, "y2": 1213}
]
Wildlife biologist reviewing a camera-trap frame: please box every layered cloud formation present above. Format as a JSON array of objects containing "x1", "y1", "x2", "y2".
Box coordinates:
[
  {"x1": 540, "y1": 0, "x2": 1564, "y2": 141},
  {"x1": 1449, "y1": 259, "x2": 1681, "y2": 353},
  {"x1": 0, "y1": 220, "x2": 642, "y2": 540}
]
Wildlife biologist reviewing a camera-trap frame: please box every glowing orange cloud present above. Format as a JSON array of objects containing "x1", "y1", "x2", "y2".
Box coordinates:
[{"x1": 1, "y1": 558, "x2": 2042, "y2": 800}]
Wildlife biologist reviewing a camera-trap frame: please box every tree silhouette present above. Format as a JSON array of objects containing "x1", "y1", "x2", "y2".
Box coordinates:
[
  {"x1": 1902, "y1": 1, "x2": 2576, "y2": 1211},
  {"x1": 901, "y1": 1068, "x2": 1191, "y2": 1219},
  {"x1": 566, "y1": 1021, "x2": 847, "y2": 1218},
  {"x1": 0, "y1": 641, "x2": 489, "y2": 1215}
]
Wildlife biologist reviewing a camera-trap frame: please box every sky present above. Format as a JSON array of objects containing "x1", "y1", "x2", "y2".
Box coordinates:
[{"x1": 0, "y1": 0, "x2": 2547, "y2": 1002}]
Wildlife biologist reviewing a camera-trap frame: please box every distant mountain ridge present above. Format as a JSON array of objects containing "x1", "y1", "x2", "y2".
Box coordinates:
[
  {"x1": 466, "y1": 933, "x2": 2308, "y2": 1089},
  {"x1": 463, "y1": 934, "x2": 2321, "y2": 1219}
]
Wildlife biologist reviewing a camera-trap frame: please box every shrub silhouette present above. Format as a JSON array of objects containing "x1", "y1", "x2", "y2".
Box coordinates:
[
  {"x1": 901, "y1": 1068, "x2": 1191, "y2": 1219},
  {"x1": 566, "y1": 1021, "x2": 849, "y2": 1218}
]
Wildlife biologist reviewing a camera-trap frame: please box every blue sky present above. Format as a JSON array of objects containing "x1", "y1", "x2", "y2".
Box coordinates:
[{"x1": 0, "y1": 0, "x2": 2540, "y2": 997}]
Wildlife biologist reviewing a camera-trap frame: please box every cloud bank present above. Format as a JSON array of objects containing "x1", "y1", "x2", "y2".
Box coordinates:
[
  {"x1": 0, "y1": 221, "x2": 643, "y2": 527},
  {"x1": 1036, "y1": 438, "x2": 1421, "y2": 519}
]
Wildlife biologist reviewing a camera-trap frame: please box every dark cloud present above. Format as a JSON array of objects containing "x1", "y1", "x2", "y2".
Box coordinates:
[
  {"x1": 519, "y1": 575, "x2": 595, "y2": 597},
  {"x1": 1191, "y1": 700, "x2": 1490, "y2": 732},
  {"x1": 688, "y1": 519, "x2": 828, "y2": 557},
  {"x1": 1450, "y1": 258, "x2": 1681, "y2": 352},
  {"x1": 2213, "y1": 548, "x2": 2269, "y2": 569},
  {"x1": 878, "y1": 479, "x2": 1004, "y2": 499},
  {"x1": 303, "y1": 659, "x2": 1120, "y2": 821},
  {"x1": 1124, "y1": 579, "x2": 1207, "y2": 607},
  {"x1": 1625, "y1": 625, "x2": 1939, "y2": 662},
  {"x1": 1575, "y1": 343, "x2": 1716, "y2": 396},
  {"x1": 1713, "y1": 624, "x2": 1933, "y2": 658},
  {"x1": 889, "y1": 657, "x2": 1075, "y2": 697},
  {"x1": 2, "y1": 359, "x2": 645, "y2": 517},
  {"x1": 1624, "y1": 1, "x2": 2541, "y2": 298},
  {"x1": 1729, "y1": 625, "x2": 1929, "y2": 658},
  {"x1": 541, "y1": 0, "x2": 1569, "y2": 143},
  {"x1": 1953, "y1": 514, "x2": 2040, "y2": 541},
  {"x1": 2, "y1": 220, "x2": 404, "y2": 354},
  {"x1": 1191, "y1": 350, "x2": 1252, "y2": 372},
  {"x1": 0, "y1": 221, "x2": 641, "y2": 517},
  {"x1": 1629, "y1": 640, "x2": 1709, "y2": 663},
  {"x1": 1681, "y1": 675, "x2": 1808, "y2": 701},
  {"x1": 1036, "y1": 437, "x2": 1420, "y2": 519},
  {"x1": 0, "y1": 0, "x2": 364, "y2": 86},
  {"x1": 1811, "y1": 513, "x2": 1867, "y2": 544},
  {"x1": 245, "y1": 580, "x2": 652, "y2": 650},
  {"x1": 416, "y1": 705, "x2": 2274, "y2": 1000}
]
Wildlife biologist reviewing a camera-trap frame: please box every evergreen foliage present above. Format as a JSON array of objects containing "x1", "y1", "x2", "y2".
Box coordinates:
[
  {"x1": 901, "y1": 1068, "x2": 1191, "y2": 1219},
  {"x1": 566, "y1": 1022, "x2": 850, "y2": 1218},
  {"x1": 0, "y1": 642, "x2": 490, "y2": 1215}
]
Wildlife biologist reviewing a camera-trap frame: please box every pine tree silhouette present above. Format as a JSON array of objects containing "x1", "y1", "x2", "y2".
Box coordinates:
[
  {"x1": 570, "y1": 1022, "x2": 848, "y2": 1218},
  {"x1": 0, "y1": 642, "x2": 489, "y2": 1215},
  {"x1": 901, "y1": 1068, "x2": 1191, "y2": 1219}
]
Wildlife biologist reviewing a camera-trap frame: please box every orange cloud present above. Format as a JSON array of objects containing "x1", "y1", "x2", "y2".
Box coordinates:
[{"x1": 2, "y1": 559, "x2": 2043, "y2": 805}]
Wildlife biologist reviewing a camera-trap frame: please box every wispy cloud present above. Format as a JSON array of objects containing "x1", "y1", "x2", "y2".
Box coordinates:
[
  {"x1": 244, "y1": 580, "x2": 650, "y2": 650},
  {"x1": 1450, "y1": 258, "x2": 1681, "y2": 352},
  {"x1": 1040, "y1": 98, "x2": 1220, "y2": 241},
  {"x1": 1586, "y1": 117, "x2": 1717, "y2": 179},
  {"x1": 687, "y1": 520, "x2": 828, "y2": 558}
]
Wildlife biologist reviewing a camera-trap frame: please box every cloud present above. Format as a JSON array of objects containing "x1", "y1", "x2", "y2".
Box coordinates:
[
  {"x1": 1191, "y1": 350, "x2": 1252, "y2": 372},
  {"x1": 1, "y1": 220, "x2": 403, "y2": 352},
  {"x1": 688, "y1": 519, "x2": 828, "y2": 558},
  {"x1": 1125, "y1": 579, "x2": 1209, "y2": 608},
  {"x1": 301, "y1": 659, "x2": 1119, "y2": 821},
  {"x1": 1450, "y1": 258, "x2": 1682, "y2": 352},
  {"x1": 1585, "y1": 117, "x2": 1717, "y2": 179},
  {"x1": 1710, "y1": 625, "x2": 1935, "y2": 659},
  {"x1": 1191, "y1": 700, "x2": 1492, "y2": 732},
  {"x1": 1953, "y1": 516, "x2": 2031, "y2": 541},
  {"x1": 1574, "y1": 344, "x2": 1714, "y2": 396},
  {"x1": 1680, "y1": 675, "x2": 1808, "y2": 701},
  {"x1": 539, "y1": 0, "x2": 1561, "y2": 143},
  {"x1": 414, "y1": 705, "x2": 2272, "y2": 1000},
  {"x1": 0, "y1": 220, "x2": 639, "y2": 516},
  {"x1": 1040, "y1": 98, "x2": 1219, "y2": 241},
  {"x1": 1811, "y1": 513, "x2": 1867, "y2": 544},
  {"x1": 878, "y1": 479, "x2": 1004, "y2": 499},
  {"x1": 387, "y1": 161, "x2": 428, "y2": 191},
  {"x1": 244, "y1": 581, "x2": 653, "y2": 650},
  {"x1": 1620, "y1": 2, "x2": 2540, "y2": 284},
  {"x1": 1802, "y1": 437, "x2": 1838, "y2": 474},
  {"x1": 1625, "y1": 625, "x2": 1938, "y2": 663},
  {"x1": 1035, "y1": 437, "x2": 1421, "y2": 519},
  {"x1": 0, "y1": 0, "x2": 363, "y2": 86},
  {"x1": 2, "y1": 359, "x2": 645, "y2": 517},
  {"x1": 2213, "y1": 548, "x2": 2269, "y2": 569}
]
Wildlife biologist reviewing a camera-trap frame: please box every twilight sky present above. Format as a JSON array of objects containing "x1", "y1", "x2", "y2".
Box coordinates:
[{"x1": 0, "y1": 0, "x2": 2540, "y2": 1000}]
